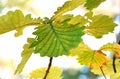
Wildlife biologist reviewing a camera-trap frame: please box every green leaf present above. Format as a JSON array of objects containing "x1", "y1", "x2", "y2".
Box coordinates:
[
  {"x1": 0, "y1": 10, "x2": 42, "y2": 36},
  {"x1": 51, "y1": 0, "x2": 86, "y2": 21},
  {"x1": 30, "y1": 17, "x2": 85, "y2": 57},
  {"x1": 100, "y1": 43, "x2": 120, "y2": 58},
  {"x1": 84, "y1": 0, "x2": 105, "y2": 10},
  {"x1": 71, "y1": 43, "x2": 108, "y2": 67},
  {"x1": 29, "y1": 66, "x2": 63, "y2": 79},
  {"x1": 14, "y1": 38, "x2": 34, "y2": 74},
  {"x1": 84, "y1": 15, "x2": 117, "y2": 38},
  {"x1": 91, "y1": 59, "x2": 120, "y2": 76}
]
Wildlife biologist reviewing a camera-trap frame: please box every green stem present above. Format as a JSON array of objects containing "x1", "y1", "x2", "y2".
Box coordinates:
[{"x1": 43, "y1": 57, "x2": 53, "y2": 79}]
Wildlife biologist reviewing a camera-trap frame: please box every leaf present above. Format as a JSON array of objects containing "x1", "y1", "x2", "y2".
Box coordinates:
[
  {"x1": 29, "y1": 66, "x2": 63, "y2": 79},
  {"x1": 68, "y1": 15, "x2": 88, "y2": 26},
  {"x1": 77, "y1": 50, "x2": 108, "y2": 68},
  {"x1": 51, "y1": 0, "x2": 86, "y2": 21},
  {"x1": 71, "y1": 43, "x2": 108, "y2": 67},
  {"x1": 54, "y1": 14, "x2": 88, "y2": 27},
  {"x1": 91, "y1": 59, "x2": 120, "y2": 76},
  {"x1": 110, "y1": 72, "x2": 120, "y2": 79},
  {"x1": 84, "y1": 15, "x2": 117, "y2": 38},
  {"x1": 53, "y1": 14, "x2": 73, "y2": 24},
  {"x1": 70, "y1": 42, "x2": 92, "y2": 56},
  {"x1": 84, "y1": 11, "x2": 93, "y2": 19},
  {"x1": 100, "y1": 43, "x2": 120, "y2": 58},
  {"x1": 14, "y1": 38, "x2": 34, "y2": 74},
  {"x1": 0, "y1": 10, "x2": 41, "y2": 36},
  {"x1": 30, "y1": 17, "x2": 85, "y2": 57},
  {"x1": 84, "y1": 0, "x2": 105, "y2": 10}
]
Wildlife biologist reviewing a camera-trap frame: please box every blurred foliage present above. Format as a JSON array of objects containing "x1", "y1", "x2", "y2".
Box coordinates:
[
  {"x1": 62, "y1": 66, "x2": 98, "y2": 79},
  {"x1": 0, "y1": 0, "x2": 33, "y2": 12}
]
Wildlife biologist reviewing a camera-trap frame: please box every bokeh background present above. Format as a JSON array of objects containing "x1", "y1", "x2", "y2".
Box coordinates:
[{"x1": 0, "y1": 0, "x2": 120, "y2": 79}]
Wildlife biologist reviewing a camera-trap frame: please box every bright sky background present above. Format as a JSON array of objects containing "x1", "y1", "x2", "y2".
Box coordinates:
[{"x1": 0, "y1": 0, "x2": 120, "y2": 79}]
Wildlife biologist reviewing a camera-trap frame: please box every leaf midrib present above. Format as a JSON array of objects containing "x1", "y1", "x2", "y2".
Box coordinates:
[{"x1": 49, "y1": 23, "x2": 68, "y2": 53}]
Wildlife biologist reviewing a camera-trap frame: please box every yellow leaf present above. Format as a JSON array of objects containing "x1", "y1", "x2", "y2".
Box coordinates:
[
  {"x1": 0, "y1": 10, "x2": 41, "y2": 36},
  {"x1": 29, "y1": 66, "x2": 63, "y2": 79},
  {"x1": 91, "y1": 59, "x2": 120, "y2": 76},
  {"x1": 70, "y1": 43, "x2": 108, "y2": 68},
  {"x1": 68, "y1": 15, "x2": 88, "y2": 26},
  {"x1": 110, "y1": 72, "x2": 120, "y2": 79},
  {"x1": 84, "y1": 15, "x2": 117, "y2": 38},
  {"x1": 51, "y1": 0, "x2": 86, "y2": 21},
  {"x1": 100, "y1": 43, "x2": 120, "y2": 58},
  {"x1": 70, "y1": 42, "x2": 91, "y2": 56},
  {"x1": 14, "y1": 38, "x2": 34, "y2": 74},
  {"x1": 77, "y1": 50, "x2": 108, "y2": 68}
]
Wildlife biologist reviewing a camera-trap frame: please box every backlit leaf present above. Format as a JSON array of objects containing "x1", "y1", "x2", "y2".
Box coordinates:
[
  {"x1": 53, "y1": 14, "x2": 73, "y2": 24},
  {"x1": 70, "y1": 42, "x2": 92, "y2": 56},
  {"x1": 77, "y1": 50, "x2": 108, "y2": 68},
  {"x1": 54, "y1": 14, "x2": 88, "y2": 27},
  {"x1": 110, "y1": 72, "x2": 120, "y2": 79},
  {"x1": 14, "y1": 38, "x2": 34, "y2": 74},
  {"x1": 30, "y1": 17, "x2": 85, "y2": 57},
  {"x1": 68, "y1": 15, "x2": 88, "y2": 26},
  {"x1": 51, "y1": 0, "x2": 86, "y2": 21},
  {"x1": 71, "y1": 43, "x2": 108, "y2": 67},
  {"x1": 84, "y1": 0, "x2": 105, "y2": 10},
  {"x1": 91, "y1": 59, "x2": 120, "y2": 76},
  {"x1": 0, "y1": 10, "x2": 42, "y2": 36},
  {"x1": 84, "y1": 11, "x2": 93, "y2": 19},
  {"x1": 29, "y1": 66, "x2": 63, "y2": 79},
  {"x1": 84, "y1": 15, "x2": 117, "y2": 38},
  {"x1": 100, "y1": 43, "x2": 120, "y2": 58}
]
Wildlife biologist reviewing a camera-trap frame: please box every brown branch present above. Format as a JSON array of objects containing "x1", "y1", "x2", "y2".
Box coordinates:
[
  {"x1": 43, "y1": 57, "x2": 53, "y2": 79},
  {"x1": 100, "y1": 67, "x2": 107, "y2": 79},
  {"x1": 113, "y1": 55, "x2": 117, "y2": 73}
]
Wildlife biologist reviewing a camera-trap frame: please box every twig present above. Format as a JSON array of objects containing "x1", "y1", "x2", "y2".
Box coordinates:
[
  {"x1": 43, "y1": 57, "x2": 53, "y2": 79},
  {"x1": 100, "y1": 67, "x2": 107, "y2": 79},
  {"x1": 112, "y1": 55, "x2": 117, "y2": 73}
]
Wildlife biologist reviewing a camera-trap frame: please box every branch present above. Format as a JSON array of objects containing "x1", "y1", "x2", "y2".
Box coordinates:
[
  {"x1": 43, "y1": 57, "x2": 53, "y2": 79},
  {"x1": 112, "y1": 55, "x2": 117, "y2": 73},
  {"x1": 100, "y1": 67, "x2": 107, "y2": 79}
]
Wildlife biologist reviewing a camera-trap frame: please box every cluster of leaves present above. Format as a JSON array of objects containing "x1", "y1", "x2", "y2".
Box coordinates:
[
  {"x1": 0, "y1": 0, "x2": 119, "y2": 79},
  {"x1": 70, "y1": 42, "x2": 120, "y2": 79}
]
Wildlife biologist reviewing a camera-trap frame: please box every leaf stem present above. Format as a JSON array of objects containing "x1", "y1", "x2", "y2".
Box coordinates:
[
  {"x1": 100, "y1": 67, "x2": 107, "y2": 79},
  {"x1": 43, "y1": 57, "x2": 53, "y2": 79},
  {"x1": 113, "y1": 55, "x2": 117, "y2": 73}
]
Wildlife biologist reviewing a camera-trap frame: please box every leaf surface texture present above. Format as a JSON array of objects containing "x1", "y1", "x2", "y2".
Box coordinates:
[{"x1": 31, "y1": 16, "x2": 85, "y2": 57}]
